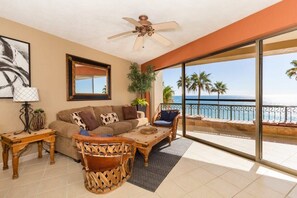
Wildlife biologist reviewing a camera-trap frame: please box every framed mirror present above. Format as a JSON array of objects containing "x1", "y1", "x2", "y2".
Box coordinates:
[{"x1": 66, "y1": 54, "x2": 111, "y2": 101}]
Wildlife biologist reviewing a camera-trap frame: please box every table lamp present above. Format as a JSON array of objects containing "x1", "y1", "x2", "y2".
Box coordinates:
[{"x1": 13, "y1": 87, "x2": 39, "y2": 134}]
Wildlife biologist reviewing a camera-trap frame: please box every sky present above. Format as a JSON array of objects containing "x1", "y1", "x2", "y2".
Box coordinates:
[
  {"x1": 76, "y1": 76, "x2": 106, "y2": 94},
  {"x1": 163, "y1": 52, "x2": 297, "y2": 102}
]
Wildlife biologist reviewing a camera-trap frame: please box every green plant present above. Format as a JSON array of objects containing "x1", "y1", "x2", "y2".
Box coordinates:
[
  {"x1": 163, "y1": 85, "x2": 175, "y2": 103},
  {"x1": 286, "y1": 60, "x2": 297, "y2": 80},
  {"x1": 127, "y1": 62, "x2": 156, "y2": 97},
  {"x1": 34, "y1": 108, "x2": 44, "y2": 113},
  {"x1": 131, "y1": 98, "x2": 149, "y2": 106}
]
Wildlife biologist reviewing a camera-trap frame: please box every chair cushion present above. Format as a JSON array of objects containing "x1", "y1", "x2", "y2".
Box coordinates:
[
  {"x1": 153, "y1": 120, "x2": 173, "y2": 127},
  {"x1": 122, "y1": 106, "x2": 137, "y2": 120},
  {"x1": 169, "y1": 111, "x2": 179, "y2": 121},
  {"x1": 79, "y1": 110, "x2": 99, "y2": 130},
  {"x1": 160, "y1": 110, "x2": 171, "y2": 121}
]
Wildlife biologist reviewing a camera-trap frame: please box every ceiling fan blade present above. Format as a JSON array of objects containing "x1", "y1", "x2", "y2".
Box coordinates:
[
  {"x1": 123, "y1": 17, "x2": 142, "y2": 27},
  {"x1": 151, "y1": 33, "x2": 172, "y2": 46},
  {"x1": 108, "y1": 31, "x2": 135, "y2": 39},
  {"x1": 151, "y1": 21, "x2": 178, "y2": 31},
  {"x1": 133, "y1": 36, "x2": 144, "y2": 50}
]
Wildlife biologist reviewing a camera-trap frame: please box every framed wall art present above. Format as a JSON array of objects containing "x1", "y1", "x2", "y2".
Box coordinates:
[{"x1": 0, "y1": 35, "x2": 31, "y2": 98}]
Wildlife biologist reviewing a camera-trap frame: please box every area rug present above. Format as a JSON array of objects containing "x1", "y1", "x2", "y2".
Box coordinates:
[{"x1": 128, "y1": 137, "x2": 193, "y2": 192}]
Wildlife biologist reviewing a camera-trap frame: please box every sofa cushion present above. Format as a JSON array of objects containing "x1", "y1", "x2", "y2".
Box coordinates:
[
  {"x1": 100, "y1": 113, "x2": 119, "y2": 125},
  {"x1": 93, "y1": 106, "x2": 113, "y2": 125},
  {"x1": 112, "y1": 105, "x2": 125, "y2": 121},
  {"x1": 126, "y1": 118, "x2": 148, "y2": 129},
  {"x1": 79, "y1": 110, "x2": 99, "y2": 130},
  {"x1": 106, "y1": 121, "x2": 133, "y2": 135},
  {"x1": 90, "y1": 126, "x2": 114, "y2": 136},
  {"x1": 122, "y1": 106, "x2": 138, "y2": 120},
  {"x1": 57, "y1": 106, "x2": 93, "y2": 123},
  {"x1": 153, "y1": 120, "x2": 173, "y2": 127},
  {"x1": 71, "y1": 112, "x2": 87, "y2": 130}
]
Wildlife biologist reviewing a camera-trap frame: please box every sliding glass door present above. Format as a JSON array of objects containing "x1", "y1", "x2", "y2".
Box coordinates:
[
  {"x1": 262, "y1": 29, "x2": 297, "y2": 172},
  {"x1": 184, "y1": 43, "x2": 256, "y2": 156}
]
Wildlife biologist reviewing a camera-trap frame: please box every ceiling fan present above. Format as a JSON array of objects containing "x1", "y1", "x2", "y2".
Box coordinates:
[{"x1": 108, "y1": 15, "x2": 178, "y2": 50}]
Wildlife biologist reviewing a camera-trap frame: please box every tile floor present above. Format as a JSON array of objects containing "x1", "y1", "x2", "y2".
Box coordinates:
[
  {"x1": 186, "y1": 130, "x2": 297, "y2": 170},
  {"x1": 1, "y1": 137, "x2": 297, "y2": 198}
]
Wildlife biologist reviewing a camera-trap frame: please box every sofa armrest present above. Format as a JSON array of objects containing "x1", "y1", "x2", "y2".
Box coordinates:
[
  {"x1": 137, "y1": 111, "x2": 145, "y2": 118},
  {"x1": 49, "y1": 120, "x2": 80, "y2": 138}
]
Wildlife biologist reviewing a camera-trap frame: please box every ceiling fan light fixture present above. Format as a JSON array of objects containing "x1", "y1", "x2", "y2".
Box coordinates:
[{"x1": 108, "y1": 15, "x2": 178, "y2": 49}]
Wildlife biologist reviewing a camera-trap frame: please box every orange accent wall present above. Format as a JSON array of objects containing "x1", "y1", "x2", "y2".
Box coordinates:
[{"x1": 142, "y1": 0, "x2": 297, "y2": 70}]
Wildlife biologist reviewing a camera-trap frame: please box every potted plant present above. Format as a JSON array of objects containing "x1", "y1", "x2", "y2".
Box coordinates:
[{"x1": 127, "y1": 63, "x2": 156, "y2": 115}]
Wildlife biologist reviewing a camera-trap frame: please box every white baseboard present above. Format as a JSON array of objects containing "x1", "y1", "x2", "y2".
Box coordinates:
[{"x1": 0, "y1": 151, "x2": 48, "y2": 168}]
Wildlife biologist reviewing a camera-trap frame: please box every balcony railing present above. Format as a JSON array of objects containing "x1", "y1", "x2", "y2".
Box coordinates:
[{"x1": 160, "y1": 102, "x2": 297, "y2": 123}]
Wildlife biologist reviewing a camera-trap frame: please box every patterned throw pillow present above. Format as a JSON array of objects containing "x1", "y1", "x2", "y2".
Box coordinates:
[
  {"x1": 100, "y1": 112, "x2": 119, "y2": 125},
  {"x1": 71, "y1": 112, "x2": 87, "y2": 130}
]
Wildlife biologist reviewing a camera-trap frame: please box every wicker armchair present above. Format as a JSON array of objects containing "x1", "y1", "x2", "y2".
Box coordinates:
[
  {"x1": 152, "y1": 110, "x2": 180, "y2": 139},
  {"x1": 73, "y1": 134, "x2": 136, "y2": 194}
]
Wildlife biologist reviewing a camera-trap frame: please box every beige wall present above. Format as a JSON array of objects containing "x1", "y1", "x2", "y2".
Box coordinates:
[{"x1": 0, "y1": 17, "x2": 135, "y2": 133}]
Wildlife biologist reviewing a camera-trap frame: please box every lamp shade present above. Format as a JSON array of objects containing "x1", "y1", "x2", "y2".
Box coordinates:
[{"x1": 13, "y1": 87, "x2": 39, "y2": 102}]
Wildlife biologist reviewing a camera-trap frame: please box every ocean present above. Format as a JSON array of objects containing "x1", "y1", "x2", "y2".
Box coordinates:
[
  {"x1": 165, "y1": 95, "x2": 297, "y2": 122},
  {"x1": 172, "y1": 95, "x2": 297, "y2": 106}
]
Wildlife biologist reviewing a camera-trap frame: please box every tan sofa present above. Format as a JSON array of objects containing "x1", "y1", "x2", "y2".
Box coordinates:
[{"x1": 49, "y1": 105, "x2": 148, "y2": 161}]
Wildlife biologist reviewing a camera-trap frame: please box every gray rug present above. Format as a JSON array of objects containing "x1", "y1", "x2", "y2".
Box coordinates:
[{"x1": 128, "y1": 137, "x2": 193, "y2": 192}]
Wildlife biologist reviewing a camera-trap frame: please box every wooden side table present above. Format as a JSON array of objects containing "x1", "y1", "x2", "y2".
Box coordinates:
[{"x1": 1, "y1": 128, "x2": 56, "y2": 179}]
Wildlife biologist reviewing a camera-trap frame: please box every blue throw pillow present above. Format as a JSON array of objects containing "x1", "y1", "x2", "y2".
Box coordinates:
[
  {"x1": 160, "y1": 110, "x2": 171, "y2": 121},
  {"x1": 79, "y1": 129, "x2": 90, "y2": 136},
  {"x1": 98, "y1": 134, "x2": 113, "y2": 137},
  {"x1": 169, "y1": 111, "x2": 179, "y2": 121}
]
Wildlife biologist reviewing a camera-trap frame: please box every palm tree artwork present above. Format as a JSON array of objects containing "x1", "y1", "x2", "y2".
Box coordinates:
[
  {"x1": 163, "y1": 85, "x2": 175, "y2": 103},
  {"x1": 189, "y1": 72, "x2": 212, "y2": 115},
  {"x1": 286, "y1": 60, "x2": 297, "y2": 80},
  {"x1": 211, "y1": 81, "x2": 228, "y2": 118}
]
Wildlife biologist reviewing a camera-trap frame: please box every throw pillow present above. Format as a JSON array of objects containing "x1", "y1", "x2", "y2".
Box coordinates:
[
  {"x1": 71, "y1": 112, "x2": 87, "y2": 130},
  {"x1": 79, "y1": 129, "x2": 90, "y2": 136},
  {"x1": 79, "y1": 111, "x2": 99, "y2": 131},
  {"x1": 122, "y1": 106, "x2": 137, "y2": 120},
  {"x1": 100, "y1": 112, "x2": 119, "y2": 125},
  {"x1": 160, "y1": 110, "x2": 171, "y2": 121}
]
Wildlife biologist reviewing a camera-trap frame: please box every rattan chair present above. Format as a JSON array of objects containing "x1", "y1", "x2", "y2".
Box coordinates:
[{"x1": 73, "y1": 134, "x2": 136, "y2": 194}]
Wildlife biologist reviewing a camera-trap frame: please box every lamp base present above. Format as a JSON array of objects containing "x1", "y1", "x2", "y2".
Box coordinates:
[{"x1": 17, "y1": 102, "x2": 34, "y2": 134}]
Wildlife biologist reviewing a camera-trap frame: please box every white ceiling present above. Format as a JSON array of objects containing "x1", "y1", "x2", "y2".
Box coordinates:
[{"x1": 0, "y1": 0, "x2": 281, "y2": 64}]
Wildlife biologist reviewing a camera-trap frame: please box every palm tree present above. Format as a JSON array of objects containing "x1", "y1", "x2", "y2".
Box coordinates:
[
  {"x1": 211, "y1": 81, "x2": 228, "y2": 118},
  {"x1": 189, "y1": 72, "x2": 212, "y2": 114},
  {"x1": 177, "y1": 75, "x2": 191, "y2": 90},
  {"x1": 163, "y1": 86, "x2": 175, "y2": 103},
  {"x1": 286, "y1": 60, "x2": 297, "y2": 80}
]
